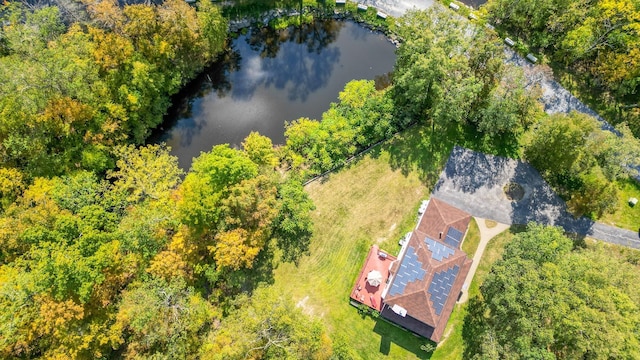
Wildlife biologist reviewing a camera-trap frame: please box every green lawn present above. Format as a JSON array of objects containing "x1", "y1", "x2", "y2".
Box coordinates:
[
  {"x1": 600, "y1": 178, "x2": 640, "y2": 231},
  {"x1": 461, "y1": 218, "x2": 480, "y2": 256},
  {"x1": 272, "y1": 148, "x2": 433, "y2": 359},
  {"x1": 267, "y1": 123, "x2": 518, "y2": 358}
]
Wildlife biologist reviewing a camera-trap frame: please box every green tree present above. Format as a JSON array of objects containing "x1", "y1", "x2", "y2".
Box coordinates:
[
  {"x1": 178, "y1": 145, "x2": 258, "y2": 232},
  {"x1": 475, "y1": 67, "x2": 542, "y2": 140},
  {"x1": 111, "y1": 277, "x2": 215, "y2": 359},
  {"x1": 242, "y1": 131, "x2": 278, "y2": 169},
  {"x1": 468, "y1": 223, "x2": 640, "y2": 359},
  {"x1": 273, "y1": 178, "x2": 315, "y2": 264},
  {"x1": 392, "y1": 8, "x2": 471, "y2": 124},
  {"x1": 108, "y1": 144, "x2": 183, "y2": 203},
  {"x1": 201, "y1": 286, "x2": 332, "y2": 360},
  {"x1": 523, "y1": 112, "x2": 630, "y2": 217}
]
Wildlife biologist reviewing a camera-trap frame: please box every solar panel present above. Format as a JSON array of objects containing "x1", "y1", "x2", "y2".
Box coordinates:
[
  {"x1": 388, "y1": 245, "x2": 427, "y2": 296},
  {"x1": 425, "y1": 237, "x2": 455, "y2": 261},
  {"x1": 444, "y1": 227, "x2": 464, "y2": 249},
  {"x1": 427, "y1": 265, "x2": 460, "y2": 315}
]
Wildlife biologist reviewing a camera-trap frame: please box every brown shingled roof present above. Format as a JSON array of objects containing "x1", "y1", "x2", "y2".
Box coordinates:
[
  {"x1": 416, "y1": 197, "x2": 471, "y2": 242},
  {"x1": 381, "y1": 198, "x2": 472, "y2": 343}
]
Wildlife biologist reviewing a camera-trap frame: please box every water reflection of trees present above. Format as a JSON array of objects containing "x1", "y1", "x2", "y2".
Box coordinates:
[
  {"x1": 238, "y1": 19, "x2": 344, "y2": 101},
  {"x1": 207, "y1": 49, "x2": 242, "y2": 98},
  {"x1": 162, "y1": 18, "x2": 344, "y2": 122},
  {"x1": 246, "y1": 19, "x2": 344, "y2": 57}
]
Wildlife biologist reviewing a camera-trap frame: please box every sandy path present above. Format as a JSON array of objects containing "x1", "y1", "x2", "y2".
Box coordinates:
[{"x1": 458, "y1": 217, "x2": 509, "y2": 303}]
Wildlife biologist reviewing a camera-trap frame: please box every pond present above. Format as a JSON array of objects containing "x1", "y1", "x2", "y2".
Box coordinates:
[{"x1": 150, "y1": 19, "x2": 397, "y2": 170}]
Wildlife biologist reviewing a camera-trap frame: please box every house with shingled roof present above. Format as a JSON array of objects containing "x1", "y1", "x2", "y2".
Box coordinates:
[{"x1": 349, "y1": 197, "x2": 472, "y2": 343}]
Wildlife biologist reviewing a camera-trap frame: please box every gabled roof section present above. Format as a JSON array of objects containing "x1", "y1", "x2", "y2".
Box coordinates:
[
  {"x1": 416, "y1": 197, "x2": 471, "y2": 247},
  {"x1": 381, "y1": 198, "x2": 472, "y2": 343}
]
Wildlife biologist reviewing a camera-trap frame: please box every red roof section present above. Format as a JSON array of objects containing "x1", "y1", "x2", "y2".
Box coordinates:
[
  {"x1": 382, "y1": 198, "x2": 472, "y2": 343},
  {"x1": 349, "y1": 245, "x2": 397, "y2": 312}
]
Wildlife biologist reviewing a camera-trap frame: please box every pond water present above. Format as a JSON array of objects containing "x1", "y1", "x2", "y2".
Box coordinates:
[{"x1": 150, "y1": 20, "x2": 397, "y2": 170}]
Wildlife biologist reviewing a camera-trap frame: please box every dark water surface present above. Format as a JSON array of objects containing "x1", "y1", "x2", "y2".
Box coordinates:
[{"x1": 150, "y1": 20, "x2": 396, "y2": 170}]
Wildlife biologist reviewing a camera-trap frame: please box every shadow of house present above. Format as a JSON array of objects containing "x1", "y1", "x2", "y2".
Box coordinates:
[{"x1": 373, "y1": 318, "x2": 432, "y2": 359}]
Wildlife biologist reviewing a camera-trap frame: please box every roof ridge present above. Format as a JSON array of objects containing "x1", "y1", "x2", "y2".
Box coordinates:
[{"x1": 431, "y1": 197, "x2": 471, "y2": 226}]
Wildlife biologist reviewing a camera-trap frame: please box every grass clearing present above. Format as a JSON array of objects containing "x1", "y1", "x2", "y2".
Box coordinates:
[
  {"x1": 272, "y1": 148, "x2": 433, "y2": 359},
  {"x1": 461, "y1": 218, "x2": 480, "y2": 256},
  {"x1": 600, "y1": 178, "x2": 640, "y2": 231},
  {"x1": 268, "y1": 123, "x2": 520, "y2": 358}
]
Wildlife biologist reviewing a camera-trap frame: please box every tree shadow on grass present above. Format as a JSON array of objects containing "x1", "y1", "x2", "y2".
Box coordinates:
[
  {"x1": 383, "y1": 124, "x2": 455, "y2": 190},
  {"x1": 461, "y1": 296, "x2": 487, "y2": 359},
  {"x1": 373, "y1": 318, "x2": 433, "y2": 359}
]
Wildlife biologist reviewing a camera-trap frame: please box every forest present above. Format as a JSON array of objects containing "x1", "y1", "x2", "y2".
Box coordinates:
[{"x1": 0, "y1": 0, "x2": 639, "y2": 358}]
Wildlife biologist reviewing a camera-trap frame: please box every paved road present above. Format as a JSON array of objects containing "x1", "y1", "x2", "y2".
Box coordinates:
[
  {"x1": 432, "y1": 146, "x2": 640, "y2": 249},
  {"x1": 359, "y1": 0, "x2": 434, "y2": 17}
]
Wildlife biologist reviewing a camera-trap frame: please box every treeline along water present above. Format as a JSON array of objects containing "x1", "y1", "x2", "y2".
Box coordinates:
[{"x1": 150, "y1": 20, "x2": 396, "y2": 170}]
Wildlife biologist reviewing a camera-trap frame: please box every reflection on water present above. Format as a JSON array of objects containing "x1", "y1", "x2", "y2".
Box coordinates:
[{"x1": 151, "y1": 20, "x2": 396, "y2": 170}]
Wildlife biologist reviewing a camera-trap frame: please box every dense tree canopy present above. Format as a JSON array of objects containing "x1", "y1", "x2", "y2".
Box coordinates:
[
  {"x1": 466, "y1": 223, "x2": 640, "y2": 359},
  {"x1": 0, "y1": 0, "x2": 227, "y2": 177},
  {"x1": 392, "y1": 8, "x2": 542, "y2": 150},
  {"x1": 0, "y1": 137, "x2": 319, "y2": 357},
  {"x1": 524, "y1": 112, "x2": 639, "y2": 217}
]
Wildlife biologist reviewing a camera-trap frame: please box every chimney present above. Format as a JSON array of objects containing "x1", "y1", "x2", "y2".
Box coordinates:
[{"x1": 439, "y1": 232, "x2": 443, "y2": 239}]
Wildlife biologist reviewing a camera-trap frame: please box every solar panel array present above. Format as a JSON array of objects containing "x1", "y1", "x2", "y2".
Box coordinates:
[
  {"x1": 388, "y1": 245, "x2": 427, "y2": 296},
  {"x1": 425, "y1": 237, "x2": 455, "y2": 261},
  {"x1": 444, "y1": 227, "x2": 464, "y2": 249},
  {"x1": 428, "y1": 265, "x2": 460, "y2": 315}
]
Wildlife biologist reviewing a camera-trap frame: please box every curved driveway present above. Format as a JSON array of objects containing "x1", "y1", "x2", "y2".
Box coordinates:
[{"x1": 432, "y1": 147, "x2": 640, "y2": 249}]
